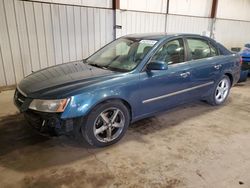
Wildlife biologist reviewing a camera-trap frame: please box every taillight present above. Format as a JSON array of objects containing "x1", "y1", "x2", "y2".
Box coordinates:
[{"x1": 240, "y1": 57, "x2": 243, "y2": 66}]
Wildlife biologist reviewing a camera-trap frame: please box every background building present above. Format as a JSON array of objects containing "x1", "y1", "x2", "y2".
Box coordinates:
[{"x1": 0, "y1": 0, "x2": 250, "y2": 87}]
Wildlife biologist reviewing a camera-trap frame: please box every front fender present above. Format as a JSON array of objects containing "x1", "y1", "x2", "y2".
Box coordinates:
[
  {"x1": 61, "y1": 92, "x2": 94, "y2": 119},
  {"x1": 61, "y1": 87, "x2": 132, "y2": 119}
]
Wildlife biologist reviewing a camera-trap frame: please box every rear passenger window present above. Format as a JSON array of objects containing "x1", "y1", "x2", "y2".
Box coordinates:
[{"x1": 187, "y1": 39, "x2": 218, "y2": 60}]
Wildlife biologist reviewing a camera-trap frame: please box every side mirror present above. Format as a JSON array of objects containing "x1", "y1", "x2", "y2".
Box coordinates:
[{"x1": 147, "y1": 60, "x2": 168, "y2": 71}]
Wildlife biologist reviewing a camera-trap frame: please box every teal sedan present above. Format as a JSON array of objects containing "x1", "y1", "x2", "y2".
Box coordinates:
[{"x1": 14, "y1": 33, "x2": 241, "y2": 147}]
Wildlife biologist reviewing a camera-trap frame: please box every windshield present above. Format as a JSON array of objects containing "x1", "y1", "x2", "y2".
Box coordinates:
[{"x1": 86, "y1": 38, "x2": 158, "y2": 72}]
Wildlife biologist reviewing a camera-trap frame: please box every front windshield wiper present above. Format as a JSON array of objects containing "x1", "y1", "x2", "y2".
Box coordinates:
[
  {"x1": 89, "y1": 63, "x2": 108, "y2": 70},
  {"x1": 105, "y1": 66, "x2": 129, "y2": 73}
]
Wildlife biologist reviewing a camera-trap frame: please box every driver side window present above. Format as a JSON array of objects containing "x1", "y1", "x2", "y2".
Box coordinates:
[{"x1": 152, "y1": 39, "x2": 185, "y2": 65}]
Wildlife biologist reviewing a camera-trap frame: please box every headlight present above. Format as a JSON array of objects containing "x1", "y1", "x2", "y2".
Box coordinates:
[{"x1": 29, "y1": 98, "x2": 70, "y2": 112}]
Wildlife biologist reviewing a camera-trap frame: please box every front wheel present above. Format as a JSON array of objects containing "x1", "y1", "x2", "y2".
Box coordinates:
[
  {"x1": 207, "y1": 75, "x2": 231, "y2": 106},
  {"x1": 80, "y1": 100, "x2": 130, "y2": 147}
]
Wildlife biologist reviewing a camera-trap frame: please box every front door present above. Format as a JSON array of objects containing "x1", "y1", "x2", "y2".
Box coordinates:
[{"x1": 136, "y1": 38, "x2": 193, "y2": 118}]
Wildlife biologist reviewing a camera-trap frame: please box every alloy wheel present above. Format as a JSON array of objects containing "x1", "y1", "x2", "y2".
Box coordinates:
[
  {"x1": 93, "y1": 107, "x2": 125, "y2": 143},
  {"x1": 215, "y1": 78, "x2": 230, "y2": 103}
]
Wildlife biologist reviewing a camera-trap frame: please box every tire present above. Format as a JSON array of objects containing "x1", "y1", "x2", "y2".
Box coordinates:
[
  {"x1": 79, "y1": 100, "x2": 130, "y2": 147},
  {"x1": 207, "y1": 75, "x2": 231, "y2": 106},
  {"x1": 238, "y1": 70, "x2": 248, "y2": 83}
]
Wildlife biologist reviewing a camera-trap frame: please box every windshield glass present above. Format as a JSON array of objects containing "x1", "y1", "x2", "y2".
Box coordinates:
[{"x1": 86, "y1": 38, "x2": 158, "y2": 72}]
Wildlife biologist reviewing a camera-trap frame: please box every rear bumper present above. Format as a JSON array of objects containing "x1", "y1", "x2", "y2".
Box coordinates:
[{"x1": 23, "y1": 110, "x2": 74, "y2": 136}]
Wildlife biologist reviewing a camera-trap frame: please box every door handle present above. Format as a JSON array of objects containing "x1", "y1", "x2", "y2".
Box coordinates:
[
  {"x1": 214, "y1": 64, "x2": 222, "y2": 70},
  {"x1": 180, "y1": 72, "x2": 190, "y2": 78}
]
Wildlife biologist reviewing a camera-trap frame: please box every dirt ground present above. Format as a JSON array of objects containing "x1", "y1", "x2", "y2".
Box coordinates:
[{"x1": 0, "y1": 80, "x2": 250, "y2": 188}]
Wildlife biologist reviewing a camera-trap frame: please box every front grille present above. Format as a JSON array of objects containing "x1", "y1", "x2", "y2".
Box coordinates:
[
  {"x1": 24, "y1": 110, "x2": 73, "y2": 136},
  {"x1": 24, "y1": 111, "x2": 43, "y2": 129}
]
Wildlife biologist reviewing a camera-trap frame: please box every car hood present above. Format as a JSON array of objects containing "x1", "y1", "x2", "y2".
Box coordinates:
[{"x1": 18, "y1": 61, "x2": 121, "y2": 98}]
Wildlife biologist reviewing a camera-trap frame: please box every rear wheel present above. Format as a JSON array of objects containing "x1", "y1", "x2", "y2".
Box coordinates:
[
  {"x1": 207, "y1": 75, "x2": 231, "y2": 106},
  {"x1": 80, "y1": 100, "x2": 130, "y2": 147}
]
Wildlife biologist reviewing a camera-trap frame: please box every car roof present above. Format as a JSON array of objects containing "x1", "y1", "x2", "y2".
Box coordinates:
[{"x1": 124, "y1": 33, "x2": 207, "y2": 41}]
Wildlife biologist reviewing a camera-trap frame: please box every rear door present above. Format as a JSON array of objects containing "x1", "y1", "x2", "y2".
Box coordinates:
[{"x1": 185, "y1": 37, "x2": 223, "y2": 97}]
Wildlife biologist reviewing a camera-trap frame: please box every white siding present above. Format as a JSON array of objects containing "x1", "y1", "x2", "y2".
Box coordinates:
[
  {"x1": 74, "y1": 6, "x2": 83, "y2": 60},
  {"x1": 23, "y1": 0, "x2": 112, "y2": 8},
  {"x1": 0, "y1": 0, "x2": 17, "y2": 85},
  {"x1": 25, "y1": 2, "x2": 42, "y2": 71},
  {"x1": 214, "y1": 19, "x2": 250, "y2": 48},
  {"x1": 34, "y1": 3, "x2": 49, "y2": 69},
  {"x1": 168, "y1": 0, "x2": 213, "y2": 17},
  {"x1": 0, "y1": 0, "x2": 114, "y2": 86},
  {"x1": 87, "y1": 8, "x2": 95, "y2": 54},
  {"x1": 0, "y1": 44, "x2": 7, "y2": 86},
  {"x1": 117, "y1": 11, "x2": 211, "y2": 38},
  {"x1": 15, "y1": 0, "x2": 33, "y2": 76},
  {"x1": 42, "y1": 3, "x2": 56, "y2": 67},
  {"x1": 217, "y1": 0, "x2": 250, "y2": 21},
  {"x1": 120, "y1": 0, "x2": 168, "y2": 13},
  {"x1": 80, "y1": 7, "x2": 89, "y2": 58},
  {"x1": 117, "y1": 10, "x2": 165, "y2": 37},
  {"x1": 80, "y1": 0, "x2": 112, "y2": 8},
  {"x1": 166, "y1": 14, "x2": 212, "y2": 35},
  {"x1": 67, "y1": 6, "x2": 77, "y2": 61},
  {"x1": 120, "y1": 0, "x2": 213, "y2": 16},
  {"x1": 51, "y1": 4, "x2": 63, "y2": 65},
  {"x1": 59, "y1": 5, "x2": 70, "y2": 63},
  {"x1": 105, "y1": 8, "x2": 114, "y2": 43}
]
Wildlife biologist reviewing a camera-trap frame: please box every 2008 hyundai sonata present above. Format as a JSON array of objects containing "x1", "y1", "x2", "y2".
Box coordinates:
[{"x1": 14, "y1": 33, "x2": 241, "y2": 147}]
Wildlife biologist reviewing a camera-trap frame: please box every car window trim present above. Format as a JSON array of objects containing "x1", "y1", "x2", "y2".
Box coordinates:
[
  {"x1": 208, "y1": 41, "x2": 220, "y2": 56},
  {"x1": 185, "y1": 37, "x2": 220, "y2": 61},
  {"x1": 141, "y1": 37, "x2": 187, "y2": 72}
]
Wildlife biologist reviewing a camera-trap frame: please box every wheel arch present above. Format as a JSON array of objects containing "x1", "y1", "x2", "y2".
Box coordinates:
[
  {"x1": 87, "y1": 97, "x2": 133, "y2": 122},
  {"x1": 224, "y1": 72, "x2": 233, "y2": 86}
]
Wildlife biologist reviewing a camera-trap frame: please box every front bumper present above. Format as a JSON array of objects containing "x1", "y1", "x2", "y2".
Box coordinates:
[
  {"x1": 23, "y1": 110, "x2": 74, "y2": 136},
  {"x1": 14, "y1": 88, "x2": 74, "y2": 136}
]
